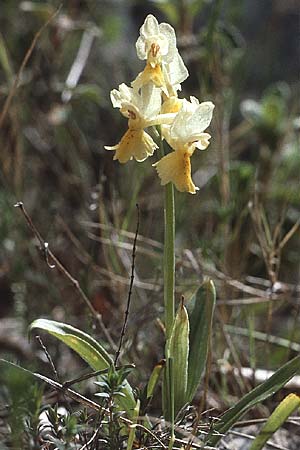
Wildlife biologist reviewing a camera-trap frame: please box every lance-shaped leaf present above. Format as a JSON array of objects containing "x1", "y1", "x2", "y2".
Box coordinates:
[
  {"x1": 147, "y1": 359, "x2": 165, "y2": 399},
  {"x1": 30, "y1": 318, "x2": 113, "y2": 370},
  {"x1": 249, "y1": 393, "x2": 300, "y2": 450},
  {"x1": 168, "y1": 302, "x2": 190, "y2": 415},
  {"x1": 207, "y1": 355, "x2": 300, "y2": 446},
  {"x1": 29, "y1": 319, "x2": 136, "y2": 415},
  {"x1": 186, "y1": 279, "x2": 216, "y2": 402}
]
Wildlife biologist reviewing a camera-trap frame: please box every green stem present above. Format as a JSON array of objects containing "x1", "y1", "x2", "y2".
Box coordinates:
[
  {"x1": 164, "y1": 181, "x2": 175, "y2": 340},
  {"x1": 165, "y1": 182, "x2": 175, "y2": 445},
  {"x1": 167, "y1": 356, "x2": 175, "y2": 449},
  {"x1": 158, "y1": 129, "x2": 175, "y2": 439},
  {"x1": 157, "y1": 129, "x2": 175, "y2": 340}
]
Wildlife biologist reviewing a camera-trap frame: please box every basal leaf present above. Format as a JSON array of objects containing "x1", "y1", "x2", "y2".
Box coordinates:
[
  {"x1": 168, "y1": 302, "x2": 189, "y2": 416},
  {"x1": 186, "y1": 279, "x2": 216, "y2": 402},
  {"x1": 30, "y1": 318, "x2": 113, "y2": 370},
  {"x1": 29, "y1": 319, "x2": 136, "y2": 415}
]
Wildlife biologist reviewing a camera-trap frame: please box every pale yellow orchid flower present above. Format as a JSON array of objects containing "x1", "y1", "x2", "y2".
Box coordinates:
[
  {"x1": 153, "y1": 98, "x2": 215, "y2": 193},
  {"x1": 132, "y1": 14, "x2": 188, "y2": 94},
  {"x1": 105, "y1": 83, "x2": 175, "y2": 163}
]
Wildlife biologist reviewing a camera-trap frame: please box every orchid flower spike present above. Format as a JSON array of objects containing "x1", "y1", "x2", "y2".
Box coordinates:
[
  {"x1": 132, "y1": 14, "x2": 188, "y2": 95},
  {"x1": 105, "y1": 83, "x2": 175, "y2": 163},
  {"x1": 153, "y1": 98, "x2": 215, "y2": 193}
]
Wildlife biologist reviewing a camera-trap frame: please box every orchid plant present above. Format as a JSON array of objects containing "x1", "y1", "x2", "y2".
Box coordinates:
[
  {"x1": 21, "y1": 14, "x2": 217, "y2": 450},
  {"x1": 104, "y1": 14, "x2": 216, "y2": 445}
]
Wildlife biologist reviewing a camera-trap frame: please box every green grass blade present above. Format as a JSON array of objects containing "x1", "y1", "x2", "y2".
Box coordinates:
[
  {"x1": 249, "y1": 393, "x2": 300, "y2": 450},
  {"x1": 207, "y1": 355, "x2": 300, "y2": 446},
  {"x1": 127, "y1": 399, "x2": 140, "y2": 450},
  {"x1": 186, "y1": 279, "x2": 216, "y2": 401},
  {"x1": 0, "y1": 32, "x2": 13, "y2": 81},
  {"x1": 168, "y1": 302, "x2": 189, "y2": 415}
]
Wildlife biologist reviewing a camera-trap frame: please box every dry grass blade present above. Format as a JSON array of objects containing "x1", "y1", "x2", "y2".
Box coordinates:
[{"x1": 0, "y1": 5, "x2": 62, "y2": 128}]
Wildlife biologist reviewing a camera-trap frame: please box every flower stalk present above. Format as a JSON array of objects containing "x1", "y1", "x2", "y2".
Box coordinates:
[
  {"x1": 159, "y1": 133, "x2": 175, "y2": 439},
  {"x1": 163, "y1": 170, "x2": 175, "y2": 340},
  {"x1": 158, "y1": 130, "x2": 175, "y2": 337},
  {"x1": 164, "y1": 181, "x2": 175, "y2": 442}
]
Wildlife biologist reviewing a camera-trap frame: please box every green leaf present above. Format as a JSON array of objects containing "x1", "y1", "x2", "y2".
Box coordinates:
[
  {"x1": 0, "y1": 32, "x2": 13, "y2": 81},
  {"x1": 127, "y1": 399, "x2": 140, "y2": 450},
  {"x1": 30, "y1": 318, "x2": 113, "y2": 370},
  {"x1": 249, "y1": 393, "x2": 300, "y2": 450},
  {"x1": 29, "y1": 319, "x2": 136, "y2": 415},
  {"x1": 95, "y1": 392, "x2": 110, "y2": 399},
  {"x1": 186, "y1": 279, "x2": 216, "y2": 402},
  {"x1": 147, "y1": 360, "x2": 165, "y2": 399},
  {"x1": 207, "y1": 355, "x2": 300, "y2": 446},
  {"x1": 168, "y1": 302, "x2": 190, "y2": 415}
]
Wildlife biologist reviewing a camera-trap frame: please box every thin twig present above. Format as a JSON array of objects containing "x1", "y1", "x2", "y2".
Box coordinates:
[
  {"x1": 14, "y1": 201, "x2": 116, "y2": 351},
  {"x1": 279, "y1": 218, "x2": 300, "y2": 250},
  {"x1": 36, "y1": 335, "x2": 59, "y2": 382},
  {"x1": 133, "y1": 423, "x2": 167, "y2": 449},
  {"x1": 78, "y1": 428, "x2": 99, "y2": 450},
  {"x1": 0, "y1": 6, "x2": 61, "y2": 128},
  {"x1": 32, "y1": 371, "x2": 109, "y2": 414},
  {"x1": 36, "y1": 335, "x2": 73, "y2": 413},
  {"x1": 114, "y1": 204, "x2": 140, "y2": 365},
  {"x1": 62, "y1": 363, "x2": 135, "y2": 389}
]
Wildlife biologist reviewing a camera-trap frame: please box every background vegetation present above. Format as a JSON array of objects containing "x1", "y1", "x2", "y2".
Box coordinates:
[{"x1": 0, "y1": 0, "x2": 299, "y2": 448}]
